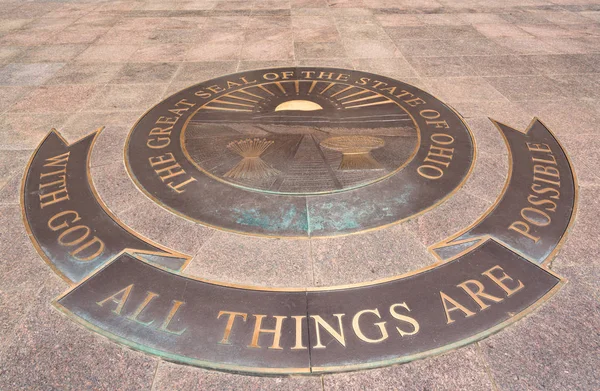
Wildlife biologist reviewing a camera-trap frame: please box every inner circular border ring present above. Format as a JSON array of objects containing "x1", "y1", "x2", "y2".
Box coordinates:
[
  {"x1": 125, "y1": 68, "x2": 476, "y2": 239},
  {"x1": 179, "y1": 83, "x2": 422, "y2": 196}
]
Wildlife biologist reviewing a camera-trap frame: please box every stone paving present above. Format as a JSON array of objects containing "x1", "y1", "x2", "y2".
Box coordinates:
[{"x1": 1, "y1": 0, "x2": 599, "y2": 390}]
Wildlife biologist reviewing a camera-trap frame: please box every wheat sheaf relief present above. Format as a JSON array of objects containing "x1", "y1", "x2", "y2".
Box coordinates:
[
  {"x1": 321, "y1": 136, "x2": 385, "y2": 170},
  {"x1": 224, "y1": 138, "x2": 280, "y2": 179}
]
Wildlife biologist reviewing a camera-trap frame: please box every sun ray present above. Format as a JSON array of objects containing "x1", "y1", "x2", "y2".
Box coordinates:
[
  {"x1": 344, "y1": 100, "x2": 395, "y2": 109},
  {"x1": 238, "y1": 89, "x2": 265, "y2": 99},
  {"x1": 319, "y1": 82, "x2": 336, "y2": 95},
  {"x1": 202, "y1": 106, "x2": 253, "y2": 112},
  {"x1": 337, "y1": 89, "x2": 370, "y2": 101},
  {"x1": 211, "y1": 99, "x2": 254, "y2": 108},
  {"x1": 256, "y1": 84, "x2": 275, "y2": 96},
  {"x1": 341, "y1": 93, "x2": 385, "y2": 105},
  {"x1": 274, "y1": 82, "x2": 286, "y2": 94},
  {"x1": 225, "y1": 93, "x2": 259, "y2": 103},
  {"x1": 330, "y1": 86, "x2": 354, "y2": 98}
]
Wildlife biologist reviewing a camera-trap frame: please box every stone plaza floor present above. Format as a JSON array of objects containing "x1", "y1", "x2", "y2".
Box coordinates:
[{"x1": 1, "y1": 0, "x2": 600, "y2": 389}]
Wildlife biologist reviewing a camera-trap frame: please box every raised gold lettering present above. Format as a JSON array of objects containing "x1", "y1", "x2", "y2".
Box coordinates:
[
  {"x1": 217, "y1": 311, "x2": 247, "y2": 345},
  {"x1": 96, "y1": 284, "x2": 134, "y2": 315},
  {"x1": 352, "y1": 309, "x2": 388, "y2": 344},
  {"x1": 311, "y1": 314, "x2": 346, "y2": 348},
  {"x1": 127, "y1": 291, "x2": 159, "y2": 326},
  {"x1": 248, "y1": 315, "x2": 286, "y2": 350},
  {"x1": 440, "y1": 291, "x2": 475, "y2": 324},
  {"x1": 389, "y1": 303, "x2": 420, "y2": 337},
  {"x1": 457, "y1": 280, "x2": 503, "y2": 310},
  {"x1": 158, "y1": 300, "x2": 187, "y2": 335},
  {"x1": 482, "y1": 265, "x2": 524, "y2": 296}
]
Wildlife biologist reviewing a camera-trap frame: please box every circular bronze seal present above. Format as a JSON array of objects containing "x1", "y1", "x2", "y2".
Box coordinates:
[{"x1": 125, "y1": 68, "x2": 475, "y2": 237}]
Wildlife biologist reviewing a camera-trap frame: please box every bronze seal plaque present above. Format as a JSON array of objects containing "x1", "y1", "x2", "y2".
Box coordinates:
[
  {"x1": 125, "y1": 68, "x2": 475, "y2": 237},
  {"x1": 21, "y1": 67, "x2": 577, "y2": 376}
]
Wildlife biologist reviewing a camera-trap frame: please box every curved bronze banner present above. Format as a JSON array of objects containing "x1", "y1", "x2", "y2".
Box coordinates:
[
  {"x1": 23, "y1": 115, "x2": 574, "y2": 373},
  {"x1": 55, "y1": 240, "x2": 560, "y2": 374},
  {"x1": 50, "y1": 117, "x2": 575, "y2": 375},
  {"x1": 430, "y1": 118, "x2": 577, "y2": 264},
  {"x1": 21, "y1": 129, "x2": 191, "y2": 283}
]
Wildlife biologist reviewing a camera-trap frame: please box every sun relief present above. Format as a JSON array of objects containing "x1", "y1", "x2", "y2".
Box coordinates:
[{"x1": 275, "y1": 100, "x2": 324, "y2": 112}]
